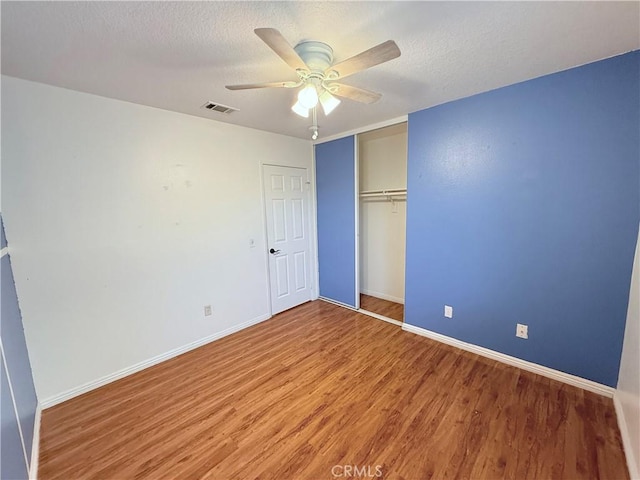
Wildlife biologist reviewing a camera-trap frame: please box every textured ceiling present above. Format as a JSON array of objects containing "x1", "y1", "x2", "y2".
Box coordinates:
[{"x1": 2, "y1": 1, "x2": 639, "y2": 140}]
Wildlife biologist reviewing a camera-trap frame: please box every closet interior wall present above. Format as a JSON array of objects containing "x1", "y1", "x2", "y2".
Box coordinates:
[{"x1": 358, "y1": 123, "x2": 408, "y2": 316}]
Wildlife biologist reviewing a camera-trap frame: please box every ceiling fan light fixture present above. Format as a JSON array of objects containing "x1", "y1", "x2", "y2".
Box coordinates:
[
  {"x1": 319, "y1": 90, "x2": 341, "y2": 116},
  {"x1": 292, "y1": 100, "x2": 309, "y2": 118},
  {"x1": 297, "y1": 83, "x2": 319, "y2": 109},
  {"x1": 227, "y1": 29, "x2": 401, "y2": 137}
]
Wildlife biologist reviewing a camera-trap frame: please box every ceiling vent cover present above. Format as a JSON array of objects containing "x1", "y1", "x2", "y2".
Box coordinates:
[{"x1": 201, "y1": 102, "x2": 238, "y2": 114}]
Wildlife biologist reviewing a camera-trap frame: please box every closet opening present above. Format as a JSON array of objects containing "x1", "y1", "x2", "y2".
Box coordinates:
[{"x1": 357, "y1": 122, "x2": 408, "y2": 325}]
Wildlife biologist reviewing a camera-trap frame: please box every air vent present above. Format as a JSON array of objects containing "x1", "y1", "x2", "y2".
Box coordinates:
[{"x1": 201, "y1": 102, "x2": 238, "y2": 114}]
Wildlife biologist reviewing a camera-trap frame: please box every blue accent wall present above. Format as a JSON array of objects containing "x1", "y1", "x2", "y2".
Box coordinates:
[
  {"x1": 405, "y1": 51, "x2": 640, "y2": 387},
  {"x1": 316, "y1": 136, "x2": 357, "y2": 307},
  {"x1": 0, "y1": 214, "x2": 38, "y2": 478}
]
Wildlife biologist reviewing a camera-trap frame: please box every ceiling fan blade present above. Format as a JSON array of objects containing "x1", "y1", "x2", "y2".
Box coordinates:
[
  {"x1": 226, "y1": 81, "x2": 299, "y2": 90},
  {"x1": 254, "y1": 28, "x2": 308, "y2": 71},
  {"x1": 328, "y1": 40, "x2": 401, "y2": 79},
  {"x1": 330, "y1": 83, "x2": 382, "y2": 104}
]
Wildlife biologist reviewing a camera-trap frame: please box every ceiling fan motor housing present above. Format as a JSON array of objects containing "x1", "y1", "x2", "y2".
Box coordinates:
[{"x1": 294, "y1": 41, "x2": 334, "y2": 73}]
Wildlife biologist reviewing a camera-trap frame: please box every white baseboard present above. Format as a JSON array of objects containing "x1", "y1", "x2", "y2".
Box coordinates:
[
  {"x1": 402, "y1": 323, "x2": 615, "y2": 398},
  {"x1": 41, "y1": 313, "x2": 272, "y2": 408},
  {"x1": 614, "y1": 392, "x2": 640, "y2": 480},
  {"x1": 360, "y1": 289, "x2": 404, "y2": 305},
  {"x1": 29, "y1": 403, "x2": 41, "y2": 480}
]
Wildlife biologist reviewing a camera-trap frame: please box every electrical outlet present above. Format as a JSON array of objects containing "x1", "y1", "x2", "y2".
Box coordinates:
[
  {"x1": 204, "y1": 305, "x2": 212, "y2": 317},
  {"x1": 516, "y1": 323, "x2": 528, "y2": 339},
  {"x1": 444, "y1": 305, "x2": 453, "y2": 318}
]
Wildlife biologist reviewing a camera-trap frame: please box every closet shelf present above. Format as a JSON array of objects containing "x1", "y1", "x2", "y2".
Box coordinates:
[{"x1": 359, "y1": 188, "x2": 407, "y2": 198}]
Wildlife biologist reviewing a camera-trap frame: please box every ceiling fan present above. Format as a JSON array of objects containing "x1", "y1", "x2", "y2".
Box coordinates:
[{"x1": 226, "y1": 28, "x2": 401, "y2": 139}]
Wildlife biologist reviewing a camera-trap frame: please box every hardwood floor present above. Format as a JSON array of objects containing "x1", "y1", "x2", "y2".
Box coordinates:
[
  {"x1": 360, "y1": 294, "x2": 404, "y2": 322},
  {"x1": 39, "y1": 300, "x2": 628, "y2": 479}
]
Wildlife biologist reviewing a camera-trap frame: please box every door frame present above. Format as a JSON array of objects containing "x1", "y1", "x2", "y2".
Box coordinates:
[
  {"x1": 314, "y1": 116, "x2": 408, "y2": 312},
  {"x1": 355, "y1": 122, "x2": 408, "y2": 326},
  {"x1": 354, "y1": 137, "x2": 360, "y2": 310},
  {"x1": 260, "y1": 163, "x2": 317, "y2": 316}
]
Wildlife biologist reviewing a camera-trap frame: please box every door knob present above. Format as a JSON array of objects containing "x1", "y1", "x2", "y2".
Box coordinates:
[{"x1": 269, "y1": 248, "x2": 281, "y2": 254}]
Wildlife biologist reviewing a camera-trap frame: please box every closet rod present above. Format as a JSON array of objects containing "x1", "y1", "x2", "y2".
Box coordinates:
[{"x1": 359, "y1": 188, "x2": 407, "y2": 198}]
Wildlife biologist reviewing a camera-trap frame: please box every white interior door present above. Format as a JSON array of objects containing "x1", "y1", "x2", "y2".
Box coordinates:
[{"x1": 263, "y1": 165, "x2": 312, "y2": 314}]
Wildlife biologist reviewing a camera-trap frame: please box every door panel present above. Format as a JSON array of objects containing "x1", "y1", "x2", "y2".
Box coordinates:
[
  {"x1": 315, "y1": 136, "x2": 357, "y2": 307},
  {"x1": 292, "y1": 199, "x2": 304, "y2": 239},
  {"x1": 263, "y1": 165, "x2": 312, "y2": 314},
  {"x1": 1, "y1": 355, "x2": 29, "y2": 480},
  {"x1": 294, "y1": 251, "x2": 307, "y2": 291},
  {"x1": 275, "y1": 256, "x2": 289, "y2": 297},
  {"x1": 290, "y1": 175, "x2": 303, "y2": 191},
  {"x1": 272, "y1": 200, "x2": 286, "y2": 242}
]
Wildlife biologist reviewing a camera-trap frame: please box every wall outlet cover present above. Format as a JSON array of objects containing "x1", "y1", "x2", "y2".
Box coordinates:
[
  {"x1": 444, "y1": 305, "x2": 453, "y2": 318},
  {"x1": 516, "y1": 323, "x2": 528, "y2": 339}
]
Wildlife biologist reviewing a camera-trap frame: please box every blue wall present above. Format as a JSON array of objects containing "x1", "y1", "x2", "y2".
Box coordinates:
[
  {"x1": 1, "y1": 215, "x2": 38, "y2": 478},
  {"x1": 316, "y1": 136, "x2": 357, "y2": 307},
  {"x1": 405, "y1": 51, "x2": 640, "y2": 387}
]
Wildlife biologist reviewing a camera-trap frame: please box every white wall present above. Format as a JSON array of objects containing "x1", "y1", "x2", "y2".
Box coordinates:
[
  {"x1": 358, "y1": 123, "x2": 407, "y2": 304},
  {"x1": 1, "y1": 76, "x2": 313, "y2": 403},
  {"x1": 617, "y1": 225, "x2": 640, "y2": 479}
]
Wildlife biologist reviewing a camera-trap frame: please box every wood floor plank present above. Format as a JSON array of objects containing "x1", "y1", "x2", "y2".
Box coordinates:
[
  {"x1": 39, "y1": 300, "x2": 629, "y2": 480},
  {"x1": 360, "y1": 294, "x2": 404, "y2": 322}
]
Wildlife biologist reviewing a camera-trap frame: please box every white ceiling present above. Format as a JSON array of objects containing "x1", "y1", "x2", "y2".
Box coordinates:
[{"x1": 2, "y1": 1, "x2": 639, "y2": 140}]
